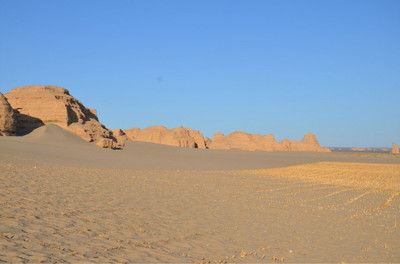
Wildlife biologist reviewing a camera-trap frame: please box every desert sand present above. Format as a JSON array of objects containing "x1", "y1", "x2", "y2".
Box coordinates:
[{"x1": 1, "y1": 125, "x2": 400, "y2": 262}]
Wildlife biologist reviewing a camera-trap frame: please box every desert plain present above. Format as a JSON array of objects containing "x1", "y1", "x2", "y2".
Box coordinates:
[{"x1": 1, "y1": 125, "x2": 400, "y2": 263}]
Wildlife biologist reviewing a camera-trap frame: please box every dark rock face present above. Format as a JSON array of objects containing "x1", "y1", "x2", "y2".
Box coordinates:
[{"x1": 0, "y1": 92, "x2": 17, "y2": 136}]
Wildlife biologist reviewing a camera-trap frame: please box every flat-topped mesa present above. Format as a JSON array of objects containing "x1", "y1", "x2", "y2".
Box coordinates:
[
  {"x1": 208, "y1": 131, "x2": 331, "y2": 152},
  {"x1": 121, "y1": 125, "x2": 207, "y2": 148},
  {"x1": 5, "y1": 85, "x2": 123, "y2": 149},
  {"x1": 0, "y1": 92, "x2": 17, "y2": 136},
  {"x1": 392, "y1": 142, "x2": 399, "y2": 154}
]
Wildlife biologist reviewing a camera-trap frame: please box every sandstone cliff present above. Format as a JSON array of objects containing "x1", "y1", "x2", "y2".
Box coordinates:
[
  {"x1": 0, "y1": 92, "x2": 17, "y2": 136},
  {"x1": 122, "y1": 126, "x2": 207, "y2": 148},
  {"x1": 208, "y1": 131, "x2": 330, "y2": 152},
  {"x1": 392, "y1": 142, "x2": 399, "y2": 154},
  {"x1": 5, "y1": 85, "x2": 123, "y2": 148}
]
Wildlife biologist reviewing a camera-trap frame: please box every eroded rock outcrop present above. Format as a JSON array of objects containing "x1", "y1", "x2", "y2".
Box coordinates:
[
  {"x1": 122, "y1": 126, "x2": 207, "y2": 148},
  {"x1": 111, "y1": 128, "x2": 128, "y2": 144},
  {"x1": 392, "y1": 142, "x2": 399, "y2": 154},
  {"x1": 204, "y1": 137, "x2": 212, "y2": 148},
  {"x1": 0, "y1": 92, "x2": 17, "y2": 136},
  {"x1": 208, "y1": 131, "x2": 330, "y2": 152},
  {"x1": 5, "y1": 85, "x2": 123, "y2": 148}
]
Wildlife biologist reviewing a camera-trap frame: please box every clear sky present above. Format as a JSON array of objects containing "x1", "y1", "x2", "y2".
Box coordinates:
[{"x1": 1, "y1": 0, "x2": 399, "y2": 147}]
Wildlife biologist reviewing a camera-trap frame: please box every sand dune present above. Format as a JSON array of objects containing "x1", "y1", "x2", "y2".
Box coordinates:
[
  {"x1": 1, "y1": 125, "x2": 400, "y2": 262},
  {"x1": 21, "y1": 124, "x2": 90, "y2": 145}
]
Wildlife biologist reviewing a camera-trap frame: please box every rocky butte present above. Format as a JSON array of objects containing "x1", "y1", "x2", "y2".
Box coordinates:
[
  {"x1": 392, "y1": 142, "x2": 399, "y2": 154},
  {"x1": 120, "y1": 126, "x2": 207, "y2": 148},
  {"x1": 208, "y1": 131, "x2": 331, "y2": 152},
  {"x1": 4, "y1": 85, "x2": 123, "y2": 148},
  {"x1": 0, "y1": 92, "x2": 17, "y2": 136}
]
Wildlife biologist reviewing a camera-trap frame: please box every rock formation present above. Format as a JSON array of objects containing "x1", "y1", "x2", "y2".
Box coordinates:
[
  {"x1": 122, "y1": 126, "x2": 207, "y2": 148},
  {"x1": 392, "y1": 142, "x2": 399, "y2": 154},
  {"x1": 302, "y1": 133, "x2": 319, "y2": 145},
  {"x1": 0, "y1": 92, "x2": 17, "y2": 136},
  {"x1": 204, "y1": 137, "x2": 212, "y2": 148},
  {"x1": 5, "y1": 85, "x2": 123, "y2": 148},
  {"x1": 111, "y1": 128, "x2": 128, "y2": 143},
  {"x1": 208, "y1": 131, "x2": 330, "y2": 152},
  {"x1": 111, "y1": 128, "x2": 127, "y2": 139}
]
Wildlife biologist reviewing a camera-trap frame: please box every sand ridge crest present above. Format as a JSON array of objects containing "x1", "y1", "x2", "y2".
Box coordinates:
[{"x1": 22, "y1": 124, "x2": 91, "y2": 145}]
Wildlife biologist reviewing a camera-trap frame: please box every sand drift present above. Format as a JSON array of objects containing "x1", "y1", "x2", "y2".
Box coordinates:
[{"x1": 1, "y1": 125, "x2": 400, "y2": 262}]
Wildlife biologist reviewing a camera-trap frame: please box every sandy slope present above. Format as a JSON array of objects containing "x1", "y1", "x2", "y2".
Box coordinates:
[
  {"x1": 1, "y1": 125, "x2": 400, "y2": 262},
  {"x1": 0, "y1": 124, "x2": 399, "y2": 170}
]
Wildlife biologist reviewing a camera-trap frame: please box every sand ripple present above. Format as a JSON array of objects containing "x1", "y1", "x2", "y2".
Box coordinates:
[{"x1": 1, "y1": 162, "x2": 399, "y2": 262}]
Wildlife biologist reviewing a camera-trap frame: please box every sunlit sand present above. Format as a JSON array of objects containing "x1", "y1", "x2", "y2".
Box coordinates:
[{"x1": 1, "y1": 138, "x2": 399, "y2": 263}]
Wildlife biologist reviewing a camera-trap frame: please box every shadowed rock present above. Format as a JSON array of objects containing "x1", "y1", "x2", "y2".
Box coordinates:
[
  {"x1": 111, "y1": 128, "x2": 128, "y2": 143},
  {"x1": 5, "y1": 85, "x2": 123, "y2": 148},
  {"x1": 0, "y1": 92, "x2": 17, "y2": 136},
  {"x1": 204, "y1": 137, "x2": 212, "y2": 148}
]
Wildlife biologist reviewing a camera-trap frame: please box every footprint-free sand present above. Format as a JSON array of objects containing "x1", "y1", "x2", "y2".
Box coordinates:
[{"x1": 1, "y1": 125, "x2": 399, "y2": 262}]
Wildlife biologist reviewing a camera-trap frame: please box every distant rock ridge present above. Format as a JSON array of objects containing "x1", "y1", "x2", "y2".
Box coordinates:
[
  {"x1": 4, "y1": 85, "x2": 123, "y2": 149},
  {"x1": 208, "y1": 131, "x2": 331, "y2": 152},
  {"x1": 121, "y1": 126, "x2": 207, "y2": 149},
  {"x1": 116, "y1": 126, "x2": 330, "y2": 152},
  {"x1": 0, "y1": 86, "x2": 340, "y2": 152},
  {"x1": 392, "y1": 142, "x2": 399, "y2": 154},
  {"x1": 0, "y1": 92, "x2": 17, "y2": 136}
]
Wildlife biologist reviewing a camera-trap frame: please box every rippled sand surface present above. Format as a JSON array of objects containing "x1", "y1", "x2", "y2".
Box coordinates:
[{"x1": 1, "y1": 162, "x2": 399, "y2": 263}]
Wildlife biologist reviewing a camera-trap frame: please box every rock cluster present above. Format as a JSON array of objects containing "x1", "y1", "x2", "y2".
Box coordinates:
[
  {"x1": 122, "y1": 126, "x2": 207, "y2": 148},
  {"x1": 392, "y1": 142, "x2": 399, "y2": 154},
  {"x1": 0, "y1": 92, "x2": 17, "y2": 136},
  {"x1": 1, "y1": 85, "x2": 332, "y2": 152},
  {"x1": 208, "y1": 131, "x2": 331, "y2": 152},
  {"x1": 115, "y1": 126, "x2": 330, "y2": 152},
  {"x1": 4, "y1": 85, "x2": 123, "y2": 148}
]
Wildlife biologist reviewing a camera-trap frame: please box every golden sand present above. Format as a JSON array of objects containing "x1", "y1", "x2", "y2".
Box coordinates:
[{"x1": 251, "y1": 161, "x2": 400, "y2": 191}]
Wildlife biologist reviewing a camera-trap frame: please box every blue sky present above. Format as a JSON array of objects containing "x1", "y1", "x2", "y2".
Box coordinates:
[{"x1": 1, "y1": 0, "x2": 399, "y2": 147}]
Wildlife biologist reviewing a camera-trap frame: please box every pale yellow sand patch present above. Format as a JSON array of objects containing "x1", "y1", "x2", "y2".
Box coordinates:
[{"x1": 251, "y1": 161, "x2": 400, "y2": 191}]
